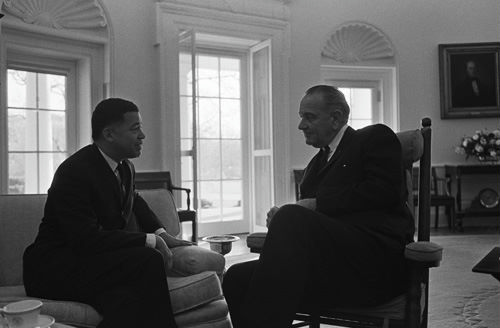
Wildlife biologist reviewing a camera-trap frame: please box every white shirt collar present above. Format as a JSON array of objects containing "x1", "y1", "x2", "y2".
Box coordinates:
[
  {"x1": 96, "y1": 145, "x2": 120, "y2": 174},
  {"x1": 325, "y1": 124, "x2": 349, "y2": 160}
]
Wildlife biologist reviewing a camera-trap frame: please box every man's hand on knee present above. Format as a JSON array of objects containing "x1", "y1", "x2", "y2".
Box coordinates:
[
  {"x1": 155, "y1": 235, "x2": 173, "y2": 271},
  {"x1": 159, "y1": 231, "x2": 194, "y2": 248},
  {"x1": 295, "y1": 198, "x2": 316, "y2": 210}
]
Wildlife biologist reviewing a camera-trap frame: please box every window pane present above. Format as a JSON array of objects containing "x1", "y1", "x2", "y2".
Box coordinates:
[
  {"x1": 221, "y1": 99, "x2": 241, "y2": 139},
  {"x1": 8, "y1": 108, "x2": 37, "y2": 151},
  {"x1": 198, "y1": 140, "x2": 220, "y2": 180},
  {"x1": 222, "y1": 140, "x2": 242, "y2": 179},
  {"x1": 7, "y1": 69, "x2": 36, "y2": 108},
  {"x1": 197, "y1": 55, "x2": 219, "y2": 97},
  {"x1": 181, "y1": 155, "x2": 193, "y2": 182},
  {"x1": 39, "y1": 111, "x2": 66, "y2": 151},
  {"x1": 220, "y1": 58, "x2": 240, "y2": 98},
  {"x1": 198, "y1": 98, "x2": 220, "y2": 138},
  {"x1": 179, "y1": 52, "x2": 193, "y2": 96},
  {"x1": 254, "y1": 156, "x2": 272, "y2": 227},
  {"x1": 39, "y1": 153, "x2": 66, "y2": 193},
  {"x1": 252, "y1": 47, "x2": 271, "y2": 150},
  {"x1": 38, "y1": 73, "x2": 66, "y2": 111},
  {"x1": 350, "y1": 119, "x2": 372, "y2": 130},
  {"x1": 222, "y1": 180, "x2": 242, "y2": 221},
  {"x1": 350, "y1": 89, "x2": 372, "y2": 119},
  {"x1": 181, "y1": 139, "x2": 193, "y2": 152},
  {"x1": 180, "y1": 96, "x2": 193, "y2": 139},
  {"x1": 8, "y1": 153, "x2": 38, "y2": 194},
  {"x1": 198, "y1": 181, "x2": 221, "y2": 222}
]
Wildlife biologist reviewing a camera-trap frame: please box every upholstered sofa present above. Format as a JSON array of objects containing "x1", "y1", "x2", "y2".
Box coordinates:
[{"x1": 0, "y1": 190, "x2": 232, "y2": 327}]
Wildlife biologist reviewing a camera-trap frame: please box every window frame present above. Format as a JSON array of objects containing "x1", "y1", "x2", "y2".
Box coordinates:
[
  {"x1": 0, "y1": 26, "x2": 107, "y2": 194},
  {"x1": 321, "y1": 65, "x2": 398, "y2": 131},
  {"x1": 179, "y1": 46, "x2": 251, "y2": 235},
  {"x1": 4, "y1": 58, "x2": 77, "y2": 194}
]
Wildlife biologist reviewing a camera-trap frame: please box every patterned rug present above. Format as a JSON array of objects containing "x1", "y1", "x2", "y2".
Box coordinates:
[{"x1": 429, "y1": 234, "x2": 499, "y2": 328}]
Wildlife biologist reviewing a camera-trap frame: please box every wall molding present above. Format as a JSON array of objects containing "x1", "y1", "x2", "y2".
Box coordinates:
[
  {"x1": 2, "y1": 0, "x2": 106, "y2": 29},
  {"x1": 322, "y1": 21, "x2": 394, "y2": 64}
]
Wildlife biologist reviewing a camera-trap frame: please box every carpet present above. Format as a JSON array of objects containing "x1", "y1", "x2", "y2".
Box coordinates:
[
  {"x1": 224, "y1": 233, "x2": 500, "y2": 327},
  {"x1": 429, "y1": 234, "x2": 499, "y2": 328}
]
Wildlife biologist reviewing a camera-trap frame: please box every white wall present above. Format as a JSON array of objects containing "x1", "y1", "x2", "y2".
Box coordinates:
[
  {"x1": 100, "y1": 0, "x2": 499, "y2": 171},
  {"x1": 287, "y1": 0, "x2": 500, "y2": 169},
  {"x1": 102, "y1": 0, "x2": 162, "y2": 170},
  {"x1": 99, "y1": 0, "x2": 499, "y2": 220}
]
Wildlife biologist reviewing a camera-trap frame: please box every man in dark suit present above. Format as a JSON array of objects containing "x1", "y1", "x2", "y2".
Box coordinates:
[
  {"x1": 23, "y1": 98, "x2": 190, "y2": 328},
  {"x1": 453, "y1": 60, "x2": 496, "y2": 108},
  {"x1": 222, "y1": 85, "x2": 414, "y2": 328}
]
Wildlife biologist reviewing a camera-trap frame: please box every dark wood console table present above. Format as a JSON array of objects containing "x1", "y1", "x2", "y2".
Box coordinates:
[{"x1": 445, "y1": 164, "x2": 500, "y2": 231}]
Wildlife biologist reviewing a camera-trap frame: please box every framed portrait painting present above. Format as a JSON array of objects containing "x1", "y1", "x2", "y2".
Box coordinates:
[{"x1": 439, "y1": 42, "x2": 500, "y2": 119}]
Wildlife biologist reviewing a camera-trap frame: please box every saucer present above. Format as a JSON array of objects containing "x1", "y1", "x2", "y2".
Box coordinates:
[{"x1": 35, "y1": 314, "x2": 55, "y2": 328}]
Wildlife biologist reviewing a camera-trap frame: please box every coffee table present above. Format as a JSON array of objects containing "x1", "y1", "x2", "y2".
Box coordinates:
[{"x1": 472, "y1": 247, "x2": 500, "y2": 282}]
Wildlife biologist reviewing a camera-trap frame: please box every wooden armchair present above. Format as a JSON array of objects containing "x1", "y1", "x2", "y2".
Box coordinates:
[
  {"x1": 247, "y1": 118, "x2": 443, "y2": 328},
  {"x1": 135, "y1": 171, "x2": 197, "y2": 242}
]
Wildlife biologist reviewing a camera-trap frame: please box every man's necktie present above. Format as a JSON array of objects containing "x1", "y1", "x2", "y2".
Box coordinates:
[
  {"x1": 318, "y1": 145, "x2": 331, "y2": 168},
  {"x1": 116, "y1": 162, "x2": 128, "y2": 201}
]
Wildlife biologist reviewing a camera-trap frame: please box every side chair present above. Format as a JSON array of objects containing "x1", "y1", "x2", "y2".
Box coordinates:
[
  {"x1": 135, "y1": 171, "x2": 197, "y2": 242},
  {"x1": 412, "y1": 167, "x2": 456, "y2": 230},
  {"x1": 247, "y1": 118, "x2": 443, "y2": 328}
]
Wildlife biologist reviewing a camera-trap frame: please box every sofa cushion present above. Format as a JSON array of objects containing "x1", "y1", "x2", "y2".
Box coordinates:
[
  {"x1": 0, "y1": 194, "x2": 47, "y2": 286},
  {"x1": 168, "y1": 271, "x2": 223, "y2": 314},
  {"x1": 0, "y1": 271, "x2": 224, "y2": 327},
  {"x1": 174, "y1": 299, "x2": 229, "y2": 327}
]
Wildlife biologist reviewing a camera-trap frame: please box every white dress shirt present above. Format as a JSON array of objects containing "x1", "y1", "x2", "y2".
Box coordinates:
[{"x1": 324, "y1": 124, "x2": 349, "y2": 162}]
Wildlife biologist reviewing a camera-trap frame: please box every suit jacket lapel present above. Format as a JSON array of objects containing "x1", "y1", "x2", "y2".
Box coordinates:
[
  {"x1": 300, "y1": 150, "x2": 323, "y2": 190},
  {"x1": 318, "y1": 126, "x2": 355, "y2": 175},
  {"x1": 90, "y1": 144, "x2": 123, "y2": 209}
]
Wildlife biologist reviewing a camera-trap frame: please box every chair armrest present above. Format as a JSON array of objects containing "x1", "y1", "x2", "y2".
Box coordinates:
[
  {"x1": 171, "y1": 185, "x2": 192, "y2": 210},
  {"x1": 247, "y1": 232, "x2": 267, "y2": 253},
  {"x1": 405, "y1": 241, "x2": 443, "y2": 268},
  {"x1": 178, "y1": 210, "x2": 196, "y2": 223}
]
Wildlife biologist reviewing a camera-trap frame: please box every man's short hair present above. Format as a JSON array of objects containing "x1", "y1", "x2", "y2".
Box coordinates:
[
  {"x1": 91, "y1": 98, "x2": 139, "y2": 141},
  {"x1": 305, "y1": 85, "x2": 350, "y2": 122}
]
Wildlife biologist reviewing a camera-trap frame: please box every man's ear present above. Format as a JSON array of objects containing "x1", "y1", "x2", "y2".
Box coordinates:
[
  {"x1": 331, "y1": 109, "x2": 343, "y2": 129},
  {"x1": 102, "y1": 126, "x2": 115, "y2": 142}
]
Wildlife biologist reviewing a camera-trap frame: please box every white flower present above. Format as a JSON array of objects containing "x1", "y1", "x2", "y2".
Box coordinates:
[
  {"x1": 490, "y1": 150, "x2": 497, "y2": 157},
  {"x1": 475, "y1": 144, "x2": 484, "y2": 153},
  {"x1": 462, "y1": 139, "x2": 469, "y2": 147},
  {"x1": 493, "y1": 130, "x2": 500, "y2": 138},
  {"x1": 480, "y1": 137, "x2": 487, "y2": 145},
  {"x1": 496, "y1": 139, "x2": 500, "y2": 146},
  {"x1": 472, "y1": 134, "x2": 479, "y2": 140}
]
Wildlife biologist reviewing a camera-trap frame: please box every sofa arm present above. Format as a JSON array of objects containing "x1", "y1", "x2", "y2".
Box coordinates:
[
  {"x1": 405, "y1": 241, "x2": 443, "y2": 268},
  {"x1": 247, "y1": 232, "x2": 267, "y2": 253}
]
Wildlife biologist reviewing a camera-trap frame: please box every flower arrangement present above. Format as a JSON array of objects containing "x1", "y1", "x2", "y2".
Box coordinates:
[{"x1": 456, "y1": 129, "x2": 500, "y2": 162}]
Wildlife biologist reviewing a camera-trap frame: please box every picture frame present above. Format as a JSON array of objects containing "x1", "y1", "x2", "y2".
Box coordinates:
[{"x1": 439, "y1": 42, "x2": 500, "y2": 119}]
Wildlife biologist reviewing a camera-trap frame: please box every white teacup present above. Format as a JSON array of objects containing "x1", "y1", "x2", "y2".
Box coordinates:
[{"x1": 0, "y1": 300, "x2": 43, "y2": 328}]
